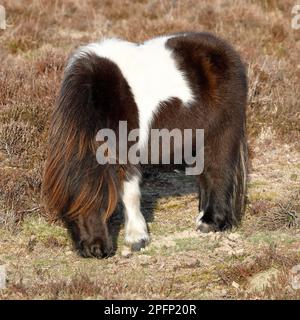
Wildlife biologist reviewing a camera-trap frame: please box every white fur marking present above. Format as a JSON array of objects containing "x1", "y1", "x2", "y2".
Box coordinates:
[
  {"x1": 196, "y1": 210, "x2": 204, "y2": 228},
  {"x1": 122, "y1": 176, "x2": 149, "y2": 246},
  {"x1": 70, "y1": 36, "x2": 195, "y2": 148}
]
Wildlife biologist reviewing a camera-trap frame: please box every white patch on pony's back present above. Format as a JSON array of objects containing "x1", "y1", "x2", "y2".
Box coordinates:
[{"x1": 69, "y1": 35, "x2": 195, "y2": 148}]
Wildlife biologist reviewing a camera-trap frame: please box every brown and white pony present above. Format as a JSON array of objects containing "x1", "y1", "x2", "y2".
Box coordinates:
[{"x1": 42, "y1": 32, "x2": 248, "y2": 258}]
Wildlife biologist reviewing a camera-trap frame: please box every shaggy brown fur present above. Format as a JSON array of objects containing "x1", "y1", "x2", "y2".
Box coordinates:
[
  {"x1": 42, "y1": 54, "x2": 139, "y2": 257},
  {"x1": 42, "y1": 32, "x2": 248, "y2": 258}
]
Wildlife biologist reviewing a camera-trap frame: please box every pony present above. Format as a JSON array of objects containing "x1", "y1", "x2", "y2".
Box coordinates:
[{"x1": 42, "y1": 32, "x2": 248, "y2": 258}]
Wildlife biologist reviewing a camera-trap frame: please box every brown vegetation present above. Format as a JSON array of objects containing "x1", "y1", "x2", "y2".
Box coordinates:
[{"x1": 0, "y1": 0, "x2": 299, "y2": 299}]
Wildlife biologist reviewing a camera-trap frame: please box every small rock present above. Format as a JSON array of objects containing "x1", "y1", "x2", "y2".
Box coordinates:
[
  {"x1": 121, "y1": 246, "x2": 132, "y2": 258},
  {"x1": 0, "y1": 265, "x2": 6, "y2": 289},
  {"x1": 211, "y1": 233, "x2": 222, "y2": 241},
  {"x1": 220, "y1": 289, "x2": 227, "y2": 297},
  {"x1": 215, "y1": 244, "x2": 235, "y2": 256},
  {"x1": 138, "y1": 255, "x2": 152, "y2": 266},
  {"x1": 233, "y1": 248, "x2": 245, "y2": 257},
  {"x1": 227, "y1": 233, "x2": 240, "y2": 241},
  {"x1": 242, "y1": 256, "x2": 256, "y2": 265},
  {"x1": 248, "y1": 268, "x2": 280, "y2": 292},
  {"x1": 65, "y1": 251, "x2": 73, "y2": 256},
  {"x1": 158, "y1": 263, "x2": 165, "y2": 270},
  {"x1": 232, "y1": 281, "x2": 240, "y2": 289},
  {"x1": 290, "y1": 265, "x2": 300, "y2": 290}
]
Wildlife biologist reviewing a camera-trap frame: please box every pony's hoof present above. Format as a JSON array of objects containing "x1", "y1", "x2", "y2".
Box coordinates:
[
  {"x1": 125, "y1": 234, "x2": 150, "y2": 251},
  {"x1": 196, "y1": 211, "x2": 214, "y2": 233},
  {"x1": 196, "y1": 218, "x2": 232, "y2": 233},
  {"x1": 196, "y1": 211, "x2": 221, "y2": 233},
  {"x1": 131, "y1": 238, "x2": 148, "y2": 251},
  {"x1": 196, "y1": 221, "x2": 216, "y2": 233}
]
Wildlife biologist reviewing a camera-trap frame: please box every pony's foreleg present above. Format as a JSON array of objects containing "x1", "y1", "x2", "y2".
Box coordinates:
[{"x1": 122, "y1": 174, "x2": 149, "y2": 250}]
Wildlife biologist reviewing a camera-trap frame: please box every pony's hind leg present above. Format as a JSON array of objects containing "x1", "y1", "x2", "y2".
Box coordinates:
[
  {"x1": 196, "y1": 175, "x2": 209, "y2": 229},
  {"x1": 122, "y1": 174, "x2": 150, "y2": 250},
  {"x1": 196, "y1": 130, "x2": 247, "y2": 233}
]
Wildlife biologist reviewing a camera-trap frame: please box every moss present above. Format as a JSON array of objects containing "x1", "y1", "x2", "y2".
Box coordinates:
[
  {"x1": 249, "y1": 191, "x2": 279, "y2": 202},
  {"x1": 248, "y1": 180, "x2": 267, "y2": 189},
  {"x1": 142, "y1": 244, "x2": 170, "y2": 257},
  {"x1": 248, "y1": 231, "x2": 296, "y2": 245},
  {"x1": 148, "y1": 222, "x2": 187, "y2": 236},
  {"x1": 174, "y1": 237, "x2": 205, "y2": 252},
  {"x1": 22, "y1": 216, "x2": 69, "y2": 246},
  {"x1": 158, "y1": 200, "x2": 185, "y2": 210},
  {"x1": 7, "y1": 40, "x2": 25, "y2": 54}
]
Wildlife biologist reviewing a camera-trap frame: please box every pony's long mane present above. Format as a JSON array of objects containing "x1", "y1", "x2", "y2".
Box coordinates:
[{"x1": 42, "y1": 54, "x2": 120, "y2": 222}]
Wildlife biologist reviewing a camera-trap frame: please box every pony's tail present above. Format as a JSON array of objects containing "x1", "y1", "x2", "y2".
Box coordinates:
[
  {"x1": 231, "y1": 130, "x2": 248, "y2": 225},
  {"x1": 42, "y1": 53, "x2": 119, "y2": 222}
]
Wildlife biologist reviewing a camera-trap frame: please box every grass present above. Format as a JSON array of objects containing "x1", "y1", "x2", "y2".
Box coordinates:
[
  {"x1": 0, "y1": 0, "x2": 300, "y2": 299},
  {"x1": 21, "y1": 216, "x2": 69, "y2": 247}
]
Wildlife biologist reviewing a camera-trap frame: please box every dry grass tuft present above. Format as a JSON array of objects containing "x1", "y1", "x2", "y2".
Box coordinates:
[
  {"x1": 256, "y1": 191, "x2": 300, "y2": 231},
  {"x1": 218, "y1": 244, "x2": 300, "y2": 286}
]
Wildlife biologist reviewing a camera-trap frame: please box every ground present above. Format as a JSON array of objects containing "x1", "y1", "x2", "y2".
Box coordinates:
[{"x1": 0, "y1": 0, "x2": 300, "y2": 299}]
